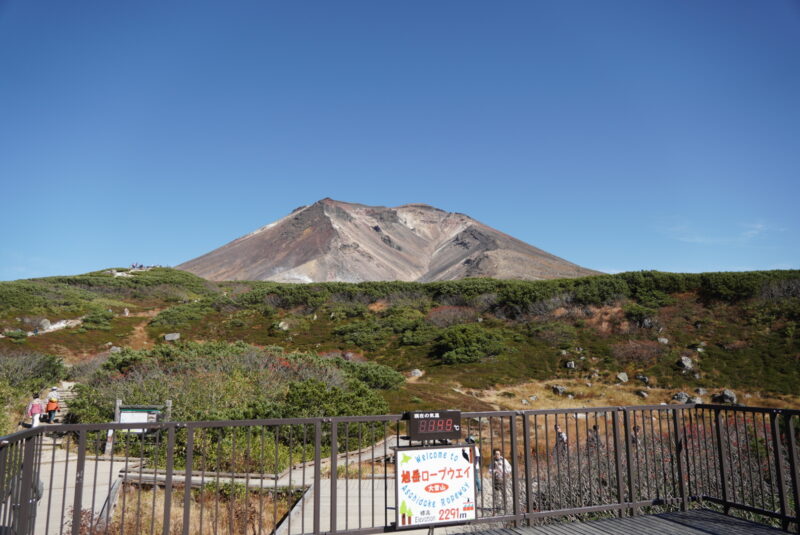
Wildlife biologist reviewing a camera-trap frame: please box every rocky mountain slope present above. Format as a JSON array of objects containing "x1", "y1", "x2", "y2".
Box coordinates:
[{"x1": 178, "y1": 198, "x2": 598, "y2": 282}]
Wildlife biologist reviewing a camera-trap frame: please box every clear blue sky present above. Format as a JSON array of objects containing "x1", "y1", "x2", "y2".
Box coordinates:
[{"x1": 1, "y1": 1, "x2": 798, "y2": 281}]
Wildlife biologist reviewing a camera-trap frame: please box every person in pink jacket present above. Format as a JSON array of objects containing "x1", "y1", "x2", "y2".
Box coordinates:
[{"x1": 26, "y1": 393, "x2": 44, "y2": 428}]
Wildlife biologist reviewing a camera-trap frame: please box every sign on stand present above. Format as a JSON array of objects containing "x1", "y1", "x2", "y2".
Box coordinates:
[{"x1": 395, "y1": 444, "x2": 476, "y2": 528}]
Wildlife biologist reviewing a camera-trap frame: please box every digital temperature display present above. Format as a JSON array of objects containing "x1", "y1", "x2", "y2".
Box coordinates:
[{"x1": 405, "y1": 411, "x2": 461, "y2": 441}]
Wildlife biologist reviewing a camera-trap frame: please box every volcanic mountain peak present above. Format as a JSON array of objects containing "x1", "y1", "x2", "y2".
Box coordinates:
[{"x1": 177, "y1": 199, "x2": 599, "y2": 282}]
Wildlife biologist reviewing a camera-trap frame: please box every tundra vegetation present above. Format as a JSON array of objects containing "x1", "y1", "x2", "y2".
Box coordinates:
[{"x1": 1, "y1": 268, "x2": 799, "y2": 433}]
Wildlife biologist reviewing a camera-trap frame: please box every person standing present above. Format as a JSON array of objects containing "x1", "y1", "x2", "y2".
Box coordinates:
[
  {"x1": 489, "y1": 448, "x2": 511, "y2": 492},
  {"x1": 465, "y1": 436, "x2": 482, "y2": 493},
  {"x1": 553, "y1": 424, "x2": 568, "y2": 458},
  {"x1": 26, "y1": 394, "x2": 44, "y2": 428}
]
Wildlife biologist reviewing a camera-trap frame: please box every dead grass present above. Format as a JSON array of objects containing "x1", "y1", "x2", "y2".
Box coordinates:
[
  {"x1": 73, "y1": 484, "x2": 296, "y2": 535},
  {"x1": 473, "y1": 380, "x2": 800, "y2": 411}
]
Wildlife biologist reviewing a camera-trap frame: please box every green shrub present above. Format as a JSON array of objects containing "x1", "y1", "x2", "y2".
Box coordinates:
[{"x1": 433, "y1": 324, "x2": 504, "y2": 364}]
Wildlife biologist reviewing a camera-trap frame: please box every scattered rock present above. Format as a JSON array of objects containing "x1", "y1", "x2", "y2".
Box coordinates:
[
  {"x1": 616, "y1": 372, "x2": 629, "y2": 383},
  {"x1": 642, "y1": 318, "x2": 654, "y2": 329},
  {"x1": 635, "y1": 374, "x2": 649, "y2": 385},
  {"x1": 565, "y1": 361, "x2": 576, "y2": 369},
  {"x1": 560, "y1": 349, "x2": 568, "y2": 356},
  {"x1": 672, "y1": 392, "x2": 690, "y2": 403},
  {"x1": 695, "y1": 388, "x2": 708, "y2": 395},
  {"x1": 552, "y1": 385, "x2": 566, "y2": 396},
  {"x1": 696, "y1": 347, "x2": 705, "y2": 353},
  {"x1": 677, "y1": 356, "x2": 694, "y2": 370},
  {"x1": 521, "y1": 399, "x2": 529, "y2": 405},
  {"x1": 409, "y1": 369, "x2": 423, "y2": 377},
  {"x1": 37, "y1": 318, "x2": 51, "y2": 331},
  {"x1": 658, "y1": 337, "x2": 669, "y2": 345},
  {"x1": 277, "y1": 321, "x2": 290, "y2": 331},
  {"x1": 712, "y1": 389, "x2": 737, "y2": 404},
  {"x1": 110, "y1": 346, "x2": 122, "y2": 353},
  {"x1": 529, "y1": 395, "x2": 538, "y2": 401},
  {"x1": 164, "y1": 333, "x2": 180, "y2": 342},
  {"x1": 693, "y1": 372, "x2": 701, "y2": 380},
  {"x1": 690, "y1": 396, "x2": 703, "y2": 404},
  {"x1": 585, "y1": 382, "x2": 592, "y2": 387},
  {"x1": 636, "y1": 390, "x2": 649, "y2": 399},
  {"x1": 566, "y1": 394, "x2": 574, "y2": 400}
]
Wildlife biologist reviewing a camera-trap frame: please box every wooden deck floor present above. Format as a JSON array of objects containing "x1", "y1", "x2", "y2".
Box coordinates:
[{"x1": 451, "y1": 509, "x2": 784, "y2": 535}]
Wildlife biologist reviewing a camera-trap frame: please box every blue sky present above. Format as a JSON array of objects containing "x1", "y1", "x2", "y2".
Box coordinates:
[{"x1": 1, "y1": 1, "x2": 798, "y2": 281}]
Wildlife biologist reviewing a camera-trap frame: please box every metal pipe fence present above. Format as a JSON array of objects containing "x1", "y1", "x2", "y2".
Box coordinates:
[{"x1": 1, "y1": 404, "x2": 798, "y2": 534}]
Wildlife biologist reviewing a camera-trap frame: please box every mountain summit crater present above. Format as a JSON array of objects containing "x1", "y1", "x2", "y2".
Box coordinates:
[{"x1": 178, "y1": 199, "x2": 598, "y2": 282}]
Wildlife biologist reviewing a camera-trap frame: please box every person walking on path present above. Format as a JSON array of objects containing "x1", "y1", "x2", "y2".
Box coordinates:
[
  {"x1": 44, "y1": 388, "x2": 60, "y2": 423},
  {"x1": 26, "y1": 393, "x2": 44, "y2": 428}
]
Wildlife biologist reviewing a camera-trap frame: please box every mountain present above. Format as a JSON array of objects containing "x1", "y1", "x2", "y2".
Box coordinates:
[{"x1": 177, "y1": 198, "x2": 599, "y2": 282}]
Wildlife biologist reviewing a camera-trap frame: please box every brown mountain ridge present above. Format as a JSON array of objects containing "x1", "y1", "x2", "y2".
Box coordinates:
[{"x1": 177, "y1": 198, "x2": 599, "y2": 282}]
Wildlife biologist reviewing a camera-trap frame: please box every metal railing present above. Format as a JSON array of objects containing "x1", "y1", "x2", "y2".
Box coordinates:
[{"x1": 1, "y1": 404, "x2": 798, "y2": 534}]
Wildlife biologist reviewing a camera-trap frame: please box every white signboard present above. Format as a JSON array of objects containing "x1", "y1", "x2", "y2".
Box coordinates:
[
  {"x1": 119, "y1": 410, "x2": 151, "y2": 434},
  {"x1": 396, "y1": 445, "x2": 476, "y2": 528}
]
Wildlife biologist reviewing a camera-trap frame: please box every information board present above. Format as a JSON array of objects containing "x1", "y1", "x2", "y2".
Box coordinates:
[
  {"x1": 119, "y1": 409, "x2": 159, "y2": 434},
  {"x1": 395, "y1": 444, "x2": 476, "y2": 528}
]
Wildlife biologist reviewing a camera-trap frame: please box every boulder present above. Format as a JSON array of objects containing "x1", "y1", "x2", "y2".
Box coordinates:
[
  {"x1": 672, "y1": 392, "x2": 690, "y2": 404},
  {"x1": 37, "y1": 318, "x2": 51, "y2": 331},
  {"x1": 658, "y1": 337, "x2": 669, "y2": 345},
  {"x1": 712, "y1": 389, "x2": 737, "y2": 404},
  {"x1": 565, "y1": 361, "x2": 576, "y2": 369},
  {"x1": 635, "y1": 374, "x2": 649, "y2": 385},
  {"x1": 677, "y1": 356, "x2": 693, "y2": 370},
  {"x1": 529, "y1": 395, "x2": 538, "y2": 401},
  {"x1": 552, "y1": 385, "x2": 566, "y2": 396},
  {"x1": 616, "y1": 372, "x2": 629, "y2": 383},
  {"x1": 110, "y1": 346, "x2": 122, "y2": 353},
  {"x1": 277, "y1": 321, "x2": 290, "y2": 331},
  {"x1": 636, "y1": 390, "x2": 649, "y2": 399},
  {"x1": 164, "y1": 333, "x2": 180, "y2": 342},
  {"x1": 690, "y1": 396, "x2": 703, "y2": 404},
  {"x1": 521, "y1": 399, "x2": 529, "y2": 405},
  {"x1": 567, "y1": 394, "x2": 574, "y2": 400},
  {"x1": 409, "y1": 368, "x2": 423, "y2": 377}
]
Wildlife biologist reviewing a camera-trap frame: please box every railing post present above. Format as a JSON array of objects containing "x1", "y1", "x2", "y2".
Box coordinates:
[
  {"x1": 181, "y1": 426, "x2": 194, "y2": 535},
  {"x1": 672, "y1": 408, "x2": 688, "y2": 511},
  {"x1": 522, "y1": 412, "x2": 533, "y2": 526},
  {"x1": 612, "y1": 411, "x2": 625, "y2": 517},
  {"x1": 510, "y1": 414, "x2": 520, "y2": 526},
  {"x1": 162, "y1": 423, "x2": 176, "y2": 535},
  {"x1": 330, "y1": 421, "x2": 338, "y2": 532},
  {"x1": 771, "y1": 411, "x2": 790, "y2": 531},
  {"x1": 714, "y1": 409, "x2": 730, "y2": 514},
  {"x1": 70, "y1": 429, "x2": 87, "y2": 535},
  {"x1": 784, "y1": 413, "x2": 800, "y2": 534},
  {"x1": 16, "y1": 436, "x2": 38, "y2": 535},
  {"x1": 316, "y1": 419, "x2": 324, "y2": 535},
  {"x1": 622, "y1": 409, "x2": 636, "y2": 516}
]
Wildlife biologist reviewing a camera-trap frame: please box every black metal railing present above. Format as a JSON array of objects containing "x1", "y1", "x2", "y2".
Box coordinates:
[{"x1": 1, "y1": 404, "x2": 798, "y2": 534}]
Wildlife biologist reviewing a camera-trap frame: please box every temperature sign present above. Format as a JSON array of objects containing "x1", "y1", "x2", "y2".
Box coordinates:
[{"x1": 405, "y1": 410, "x2": 461, "y2": 441}]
